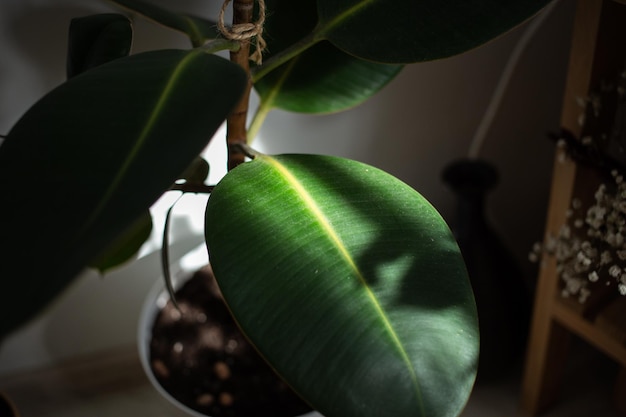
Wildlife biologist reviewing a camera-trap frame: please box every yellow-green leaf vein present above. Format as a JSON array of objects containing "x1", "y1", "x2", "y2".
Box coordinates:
[
  {"x1": 318, "y1": 0, "x2": 377, "y2": 36},
  {"x1": 261, "y1": 154, "x2": 425, "y2": 414},
  {"x1": 248, "y1": 57, "x2": 299, "y2": 141},
  {"x1": 79, "y1": 50, "x2": 201, "y2": 241}
]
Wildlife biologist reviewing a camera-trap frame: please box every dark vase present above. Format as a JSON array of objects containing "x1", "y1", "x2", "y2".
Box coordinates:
[{"x1": 442, "y1": 159, "x2": 530, "y2": 383}]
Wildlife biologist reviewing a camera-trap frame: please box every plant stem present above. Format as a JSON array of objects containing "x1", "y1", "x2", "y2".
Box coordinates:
[
  {"x1": 201, "y1": 38, "x2": 241, "y2": 55},
  {"x1": 226, "y1": 0, "x2": 255, "y2": 171},
  {"x1": 247, "y1": 99, "x2": 272, "y2": 144},
  {"x1": 169, "y1": 183, "x2": 215, "y2": 193}
]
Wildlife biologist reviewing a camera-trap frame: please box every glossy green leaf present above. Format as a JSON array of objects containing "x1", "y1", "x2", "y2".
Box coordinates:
[
  {"x1": 89, "y1": 211, "x2": 153, "y2": 273},
  {"x1": 206, "y1": 153, "x2": 478, "y2": 417},
  {"x1": 316, "y1": 0, "x2": 551, "y2": 63},
  {"x1": 0, "y1": 50, "x2": 247, "y2": 338},
  {"x1": 110, "y1": 0, "x2": 219, "y2": 47},
  {"x1": 256, "y1": 0, "x2": 402, "y2": 113},
  {"x1": 67, "y1": 13, "x2": 133, "y2": 78},
  {"x1": 255, "y1": 41, "x2": 402, "y2": 114}
]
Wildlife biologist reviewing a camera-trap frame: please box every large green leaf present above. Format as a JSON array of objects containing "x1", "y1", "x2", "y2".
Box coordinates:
[
  {"x1": 66, "y1": 14, "x2": 150, "y2": 275},
  {"x1": 316, "y1": 0, "x2": 551, "y2": 63},
  {"x1": 109, "y1": 0, "x2": 219, "y2": 47},
  {"x1": 66, "y1": 13, "x2": 133, "y2": 78},
  {"x1": 205, "y1": 153, "x2": 478, "y2": 417},
  {"x1": 0, "y1": 50, "x2": 246, "y2": 338},
  {"x1": 256, "y1": 0, "x2": 402, "y2": 113}
]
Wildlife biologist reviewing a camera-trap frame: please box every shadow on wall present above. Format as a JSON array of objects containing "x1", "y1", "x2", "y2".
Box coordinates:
[
  {"x1": 41, "y1": 216, "x2": 205, "y2": 363},
  {"x1": 6, "y1": 5, "x2": 101, "y2": 87}
]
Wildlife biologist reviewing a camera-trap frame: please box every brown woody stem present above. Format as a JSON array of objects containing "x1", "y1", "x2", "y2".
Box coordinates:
[{"x1": 226, "y1": 0, "x2": 255, "y2": 171}]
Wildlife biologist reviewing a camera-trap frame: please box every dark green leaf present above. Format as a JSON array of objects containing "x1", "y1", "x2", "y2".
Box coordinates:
[
  {"x1": 67, "y1": 13, "x2": 133, "y2": 78},
  {"x1": 0, "y1": 50, "x2": 247, "y2": 338},
  {"x1": 89, "y1": 211, "x2": 153, "y2": 273},
  {"x1": 206, "y1": 153, "x2": 478, "y2": 417},
  {"x1": 110, "y1": 0, "x2": 219, "y2": 47},
  {"x1": 255, "y1": 41, "x2": 402, "y2": 113},
  {"x1": 316, "y1": 0, "x2": 551, "y2": 63},
  {"x1": 262, "y1": 0, "x2": 319, "y2": 55},
  {"x1": 256, "y1": 0, "x2": 402, "y2": 113}
]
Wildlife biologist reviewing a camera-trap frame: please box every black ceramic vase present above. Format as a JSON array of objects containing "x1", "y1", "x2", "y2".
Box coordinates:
[{"x1": 442, "y1": 159, "x2": 530, "y2": 383}]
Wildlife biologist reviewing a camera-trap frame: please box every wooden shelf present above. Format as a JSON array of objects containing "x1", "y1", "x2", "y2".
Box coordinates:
[
  {"x1": 521, "y1": 0, "x2": 626, "y2": 415},
  {"x1": 553, "y1": 296, "x2": 626, "y2": 367}
]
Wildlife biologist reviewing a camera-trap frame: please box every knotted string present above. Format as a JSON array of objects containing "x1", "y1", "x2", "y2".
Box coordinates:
[{"x1": 217, "y1": 0, "x2": 267, "y2": 65}]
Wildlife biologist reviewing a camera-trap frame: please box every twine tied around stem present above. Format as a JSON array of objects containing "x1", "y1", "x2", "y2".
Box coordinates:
[{"x1": 218, "y1": 0, "x2": 267, "y2": 65}]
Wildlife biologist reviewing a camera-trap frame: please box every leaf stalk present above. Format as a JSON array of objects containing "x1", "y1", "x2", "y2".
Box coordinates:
[{"x1": 225, "y1": 0, "x2": 256, "y2": 171}]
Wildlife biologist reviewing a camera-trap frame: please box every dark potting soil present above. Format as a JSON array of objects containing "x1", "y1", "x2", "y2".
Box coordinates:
[{"x1": 149, "y1": 266, "x2": 312, "y2": 417}]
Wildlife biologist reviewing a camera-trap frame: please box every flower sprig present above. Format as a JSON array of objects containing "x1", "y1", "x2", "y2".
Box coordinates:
[{"x1": 531, "y1": 169, "x2": 626, "y2": 302}]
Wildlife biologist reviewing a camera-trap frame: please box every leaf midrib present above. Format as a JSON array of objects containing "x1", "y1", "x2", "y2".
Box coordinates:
[
  {"x1": 260, "y1": 154, "x2": 425, "y2": 414},
  {"x1": 317, "y1": 0, "x2": 377, "y2": 37},
  {"x1": 78, "y1": 50, "x2": 200, "y2": 242}
]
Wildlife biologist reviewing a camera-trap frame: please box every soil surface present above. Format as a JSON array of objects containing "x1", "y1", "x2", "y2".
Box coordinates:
[{"x1": 149, "y1": 266, "x2": 312, "y2": 417}]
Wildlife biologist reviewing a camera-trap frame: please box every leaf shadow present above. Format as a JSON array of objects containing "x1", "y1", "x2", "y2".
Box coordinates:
[
  {"x1": 278, "y1": 154, "x2": 479, "y2": 414},
  {"x1": 284, "y1": 154, "x2": 476, "y2": 313}
]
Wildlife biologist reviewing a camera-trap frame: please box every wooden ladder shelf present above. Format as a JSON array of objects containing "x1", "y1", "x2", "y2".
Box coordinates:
[{"x1": 521, "y1": 0, "x2": 626, "y2": 414}]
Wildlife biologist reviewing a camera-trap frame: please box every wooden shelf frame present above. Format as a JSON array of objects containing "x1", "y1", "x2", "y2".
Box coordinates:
[{"x1": 520, "y1": 0, "x2": 626, "y2": 415}]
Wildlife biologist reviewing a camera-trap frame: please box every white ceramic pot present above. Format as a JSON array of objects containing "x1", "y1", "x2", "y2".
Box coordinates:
[{"x1": 137, "y1": 252, "x2": 321, "y2": 417}]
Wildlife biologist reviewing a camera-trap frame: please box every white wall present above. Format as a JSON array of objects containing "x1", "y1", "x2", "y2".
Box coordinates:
[{"x1": 0, "y1": 0, "x2": 576, "y2": 374}]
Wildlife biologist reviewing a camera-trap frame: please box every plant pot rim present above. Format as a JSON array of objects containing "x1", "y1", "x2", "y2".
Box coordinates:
[{"x1": 137, "y1": 260, "x2": 322, "y2": 417}]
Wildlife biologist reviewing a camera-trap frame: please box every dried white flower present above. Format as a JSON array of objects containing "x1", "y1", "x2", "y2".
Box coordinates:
[
  {"x1": 607, "y1": 232, "x2": 624, "y2": 247},
  {"x1": 586, "y1": 206, "x2": 606, "y2": 229},
  {"x1": 531, "y1": 170, "x2": 626, "y2": 301},
  {"x1": 609, "y1": 265, "x2": 622, "y2": 278},
  {"x1": 565, "y1": 277, "x2": 583, "y2": 294},
  {"x1": 576, "y1": 251, "x2": 592, "y2": 267}
]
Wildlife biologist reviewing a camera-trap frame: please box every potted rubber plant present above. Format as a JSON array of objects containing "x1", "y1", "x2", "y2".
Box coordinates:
[{"x1": 0, "y1": 1, "x2": 551, "y2": 416}]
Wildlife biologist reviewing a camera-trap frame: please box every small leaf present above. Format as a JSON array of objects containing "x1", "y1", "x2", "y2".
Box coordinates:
[
  {"x1": 179, "y1": 156, "x2": 210, "y2": 184},
  {"x1": 316, "y1": 0, "x2": 551, "y2": 63},
  {"x1": 206, "y1": 153, "x2": 478, "y2": 417},
  {"x1": 0, "y1": 50, "x2": 247, "y2": 338},
  {"x1": 89, "y1": 211, "x2": 153, "y2": 273},
  {"x1": 110, "y1": 0, "x2": 219, "y2": 47},
  {"x1": 67, "y1": 13, "x2": 133, "y2": 78}
]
